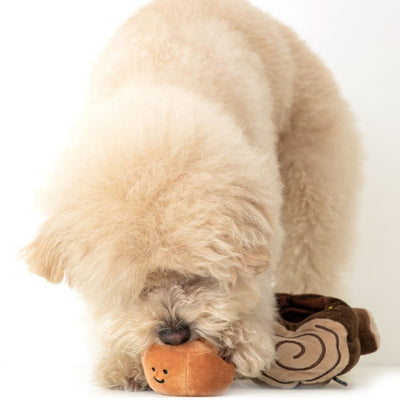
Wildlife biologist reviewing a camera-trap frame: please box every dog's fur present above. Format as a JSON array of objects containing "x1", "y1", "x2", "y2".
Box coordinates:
[{"x1": 23, "y1": 0, "x2": 361, "y2": 390}]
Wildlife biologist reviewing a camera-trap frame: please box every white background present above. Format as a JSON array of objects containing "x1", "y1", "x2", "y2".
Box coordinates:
[{"x1": 0, "y1": 0, "x2": 399, "y2": 398}]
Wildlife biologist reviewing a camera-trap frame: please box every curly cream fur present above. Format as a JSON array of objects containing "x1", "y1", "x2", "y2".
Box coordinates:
[{"x1": 23, "y1": 0, "x2": 361, "y2": 390}]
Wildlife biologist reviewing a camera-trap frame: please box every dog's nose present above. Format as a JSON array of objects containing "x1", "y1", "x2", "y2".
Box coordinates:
[{"x1": 158, "y1": 325, "x2": 191, "y2": 345}]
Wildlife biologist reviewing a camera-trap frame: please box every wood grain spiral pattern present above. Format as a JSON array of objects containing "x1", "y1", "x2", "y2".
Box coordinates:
[{"x1": 257, "y1": 319, "x2": 350, "y2": 388}]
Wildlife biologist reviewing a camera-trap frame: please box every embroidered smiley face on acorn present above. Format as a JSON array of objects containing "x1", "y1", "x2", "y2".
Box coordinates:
[
  {"x1": 141, "y1": 339, "x2": 235, "y2": 396},
  {"x1": 151, "y1": 366, "x2": 168, "y2": 384},
  {"x1": 142, "y1": 347, "x2": 184, "y2": 394}
]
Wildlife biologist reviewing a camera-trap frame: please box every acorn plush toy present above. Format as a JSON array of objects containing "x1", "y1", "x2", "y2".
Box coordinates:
[
  {"x1": 141, "y1": 293, "x2": 380, "y2": 396},
  {"x1": 141, "y1": 338, "x2": 235, "y2": 396}
]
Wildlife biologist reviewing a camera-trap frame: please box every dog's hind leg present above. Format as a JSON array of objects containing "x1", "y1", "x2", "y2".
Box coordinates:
[{"x1": 274, "y1": 52, "x2": 362, "y2": 296}]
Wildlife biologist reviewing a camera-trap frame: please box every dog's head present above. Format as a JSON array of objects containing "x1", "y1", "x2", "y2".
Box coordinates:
[{"x1": 22, "y1": 85, "x2": 281, "y2": 352}]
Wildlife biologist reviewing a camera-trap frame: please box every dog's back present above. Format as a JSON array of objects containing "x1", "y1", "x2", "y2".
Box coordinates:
[
  {"x1": 89, "y1": 0, "x2": 361, "y2": 295},
  {"x1": 89, "y1": 0, "x2": 292, "y2": 146}
]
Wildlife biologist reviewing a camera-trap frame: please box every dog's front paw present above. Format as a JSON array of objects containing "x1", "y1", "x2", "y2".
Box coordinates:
[
  {"x1": 125, "y1": 377, "x2": 150, "y2": 392},
  {"x1": 96, "y1": 355, "x2": 149, "y2": 391},
  {"x1": 106, "y1": 376, "x2": 149, "y2": 391},
  {"x1": 231, "y1": 336, "x2": 275, "y2": 378}
]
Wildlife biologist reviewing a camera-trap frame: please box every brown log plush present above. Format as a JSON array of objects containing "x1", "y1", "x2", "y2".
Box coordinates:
[{"x1": 255, "y1": 293, "x2": 380, "y2": 388}]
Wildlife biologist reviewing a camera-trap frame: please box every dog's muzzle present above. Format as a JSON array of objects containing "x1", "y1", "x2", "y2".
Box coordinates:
[{"x1": 158, "y1": 324, "x2": 191, "y2": 345}]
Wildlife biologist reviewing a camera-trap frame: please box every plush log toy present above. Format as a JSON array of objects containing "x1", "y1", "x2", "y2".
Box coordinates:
[
  {"x1": 141, "y1": 293, "x2": 380, "y2": 396},
  {"x1": 254, "y1": 293, "x2": 380, "y2": 388}
]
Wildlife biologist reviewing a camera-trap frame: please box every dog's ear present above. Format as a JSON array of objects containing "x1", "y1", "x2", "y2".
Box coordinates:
[
  {"x1": 232, "y1": 224, "x2": 276, "y2": 278},
  {"x1": 228, "y1": 193, "x2": 282, "y2": 278},
  {"x1": 21, "y1": 218, "x2": 67, "y2": 284},
  {"x1": 240, "y1": 243, "x2": 272, "y2": 275}
]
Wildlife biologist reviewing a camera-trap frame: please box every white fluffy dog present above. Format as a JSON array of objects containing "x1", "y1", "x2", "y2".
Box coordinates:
[{"x1": 23, "y1": 0, "x2": 361, "y2": 390}]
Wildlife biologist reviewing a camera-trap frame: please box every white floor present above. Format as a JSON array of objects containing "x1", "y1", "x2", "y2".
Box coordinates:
[{"x1": 1, "y1": 363, "x2": 399, "y2": 400}]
